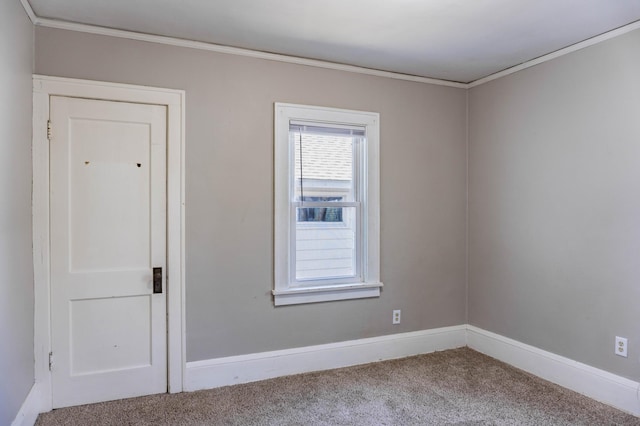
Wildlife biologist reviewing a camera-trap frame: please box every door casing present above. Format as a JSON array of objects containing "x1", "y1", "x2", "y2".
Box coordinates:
[{"x1": 32, "y1": 75, "x2": 186, "y2": 412}]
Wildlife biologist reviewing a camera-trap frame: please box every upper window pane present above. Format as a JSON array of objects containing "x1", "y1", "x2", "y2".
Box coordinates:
[{"x1": 292, "y1": 124, "x2": 361, "y2": 203}]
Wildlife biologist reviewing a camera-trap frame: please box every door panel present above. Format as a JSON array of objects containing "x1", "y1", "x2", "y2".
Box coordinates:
[
  {"x1": 50, "y1": 96, "x2": 167, "y2": 408},
  {"x1": 69, "y1": 295, "x2": 152, "y2": 375},
  {"x1": 69, "y1": 118, "x2": 151, "y2": 271}
]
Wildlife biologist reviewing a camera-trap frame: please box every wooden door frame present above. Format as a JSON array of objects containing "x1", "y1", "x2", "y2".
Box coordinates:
[{"x1": 33, "y1": 75, "x2": 186, "y2": 412}]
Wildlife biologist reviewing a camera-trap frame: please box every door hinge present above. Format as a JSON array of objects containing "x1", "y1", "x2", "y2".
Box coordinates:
[
  {"x1": 47, "y1": 120, "x2": 52, "y2": 141},
  {"x1": 48, "y1": 352, "x2": 53, "y2": 371}
]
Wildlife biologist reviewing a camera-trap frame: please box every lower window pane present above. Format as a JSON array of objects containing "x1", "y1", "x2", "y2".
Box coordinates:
[{"x1": 295, "y1": 207, "x2": 356, "y2": 281}]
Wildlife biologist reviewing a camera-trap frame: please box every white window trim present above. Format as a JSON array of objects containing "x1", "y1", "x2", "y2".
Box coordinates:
[{"x1": 274, "y1": 103, "x2": 382, "y2": 306}]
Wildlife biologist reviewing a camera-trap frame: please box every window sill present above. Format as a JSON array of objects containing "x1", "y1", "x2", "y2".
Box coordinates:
[{"x1": 272, "y1": 282, "x2": 383, "y2": 306}]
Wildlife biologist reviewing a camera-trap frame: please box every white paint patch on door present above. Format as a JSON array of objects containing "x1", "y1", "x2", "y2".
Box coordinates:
[{"x1": 49, "y1": 96, "x2": 167, "y2": 408}]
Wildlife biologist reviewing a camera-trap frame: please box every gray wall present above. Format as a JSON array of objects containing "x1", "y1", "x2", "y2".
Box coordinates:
[
  {"x1": 0, "y1": 1, "x2": 34, "y2": 424},
  {"x1": 35, "y1": 27, "x2": 468, "y2": 362},
  {"x1": 469, "y1": 29, "x2": 640, "y2": 380}
]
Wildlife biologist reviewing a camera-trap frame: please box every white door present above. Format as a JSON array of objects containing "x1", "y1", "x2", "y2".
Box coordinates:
[{"x1": 49, "y1": 96, "x2": 167, "y2": 408}]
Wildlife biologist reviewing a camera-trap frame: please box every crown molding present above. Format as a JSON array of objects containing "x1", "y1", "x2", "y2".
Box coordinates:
[
  {"x1": 22, "y1": 2, "x2": 640, "y2": 89},
  {"x1": 19, "y1": 0, "x2": 37, "y2": 24},
  {"x1": 468, "y1": 19, "x2": 640, "y2": 88},
  {"x1": 31, "y1": 16, "x2": 468, "y2": 89}
]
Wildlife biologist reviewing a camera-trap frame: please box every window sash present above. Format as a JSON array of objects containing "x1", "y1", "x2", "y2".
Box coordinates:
[{"x1": 290, "y1": 128, "x2": 363, "y2": 286}]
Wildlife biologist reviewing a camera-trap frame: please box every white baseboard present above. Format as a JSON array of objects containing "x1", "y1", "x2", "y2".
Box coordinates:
[
  {"x1": 185, "y1": 325, "x2": 467, "y2": 391},
  {"x1": 21, "y1": 324, "x2": 638, "y2": 420},
  {"x1": 467, "y1": 325, "x2": 640, "y2": 417},
  {"x1": 11, "y1": 382, "x2": 43, "y2": 426}
]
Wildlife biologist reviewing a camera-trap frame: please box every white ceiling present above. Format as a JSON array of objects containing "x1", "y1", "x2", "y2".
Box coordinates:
[{"x1": 27, "y1": 0, "x2": 640, "y2": 83}]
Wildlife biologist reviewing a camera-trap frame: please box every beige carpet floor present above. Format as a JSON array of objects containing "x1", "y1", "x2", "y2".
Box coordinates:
[{"x1": 36, "y1": 347, "x2": 640, "y2": 425}]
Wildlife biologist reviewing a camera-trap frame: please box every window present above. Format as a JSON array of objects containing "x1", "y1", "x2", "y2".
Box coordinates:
[{"x1": 274, "y1": 103, "x2": 382, "y2": 306}]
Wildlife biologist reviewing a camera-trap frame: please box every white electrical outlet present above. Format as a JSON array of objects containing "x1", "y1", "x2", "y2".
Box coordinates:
[
  {"x1": 615, "y1": 336, "x2": 628, "y2": 357},
  {"x1": 392, "y1": 310, "x2": 401, "y2": 324}
]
